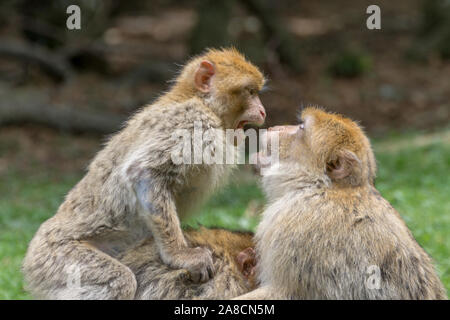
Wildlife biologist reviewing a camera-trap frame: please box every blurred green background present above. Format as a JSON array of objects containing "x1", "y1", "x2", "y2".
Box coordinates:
[{"x1": 0, "y1": 0, "x2": 449, "y2": 299}]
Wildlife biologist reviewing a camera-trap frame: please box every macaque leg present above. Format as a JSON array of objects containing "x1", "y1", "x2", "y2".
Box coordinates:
[
  {"x1": 233, "y1": 286, "x2": 280, "y2": 300},
  {"x1": 136, "y1": 178, "x2": 214, "y2": 282},
  {"x1": 33, "y1": 241, "x2": 137, "y2": 300}
]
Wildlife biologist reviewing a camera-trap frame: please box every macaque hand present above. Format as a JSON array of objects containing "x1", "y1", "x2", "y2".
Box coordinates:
[{"x1": 168, "y1": 247, "x2": 214, "y2": 283}]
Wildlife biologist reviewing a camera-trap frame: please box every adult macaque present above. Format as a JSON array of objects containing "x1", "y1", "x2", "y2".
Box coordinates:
[
  {"x1": 236, "y1": 107, "x2": 447, "y2": 300},
  {"x1": 23, "y1": 48, "x2": 266, "y2": 299},
  {"x1": 119, "y1": 227, "x2": 257, "y2": 299}
]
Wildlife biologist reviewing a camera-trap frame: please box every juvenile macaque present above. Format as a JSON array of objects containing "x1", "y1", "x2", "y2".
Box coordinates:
[
  {"x1": 119, "y1": 227, "x2": 257, "y2": 299},
  {"x1": 23, "y1": 48, "x2": 266, "y2": 299},
  {"x1": 236, "y1": 107, "x2": 447, "y2": 300}
]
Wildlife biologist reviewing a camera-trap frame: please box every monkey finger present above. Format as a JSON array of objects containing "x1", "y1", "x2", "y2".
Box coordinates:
[
  {"x1": 177, "y1": 270, "x2": 190, "y2": 282},
  {"x1": 199, "y1": 268, "x2": 210, "y2": 283},
  {"x1": 188, "y1": 270, "x2": 201, "y2": 283},
  {"x1": 207, "y1": 265, "x2": 215, "y2": 279},
  {"x1": 202, "y1": 270, "x2": 209, "y2": 283}
]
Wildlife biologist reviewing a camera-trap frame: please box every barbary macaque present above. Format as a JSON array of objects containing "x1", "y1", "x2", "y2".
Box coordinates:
[
  {"x1": 23, "y1": 48, "x2": 266, "y2": 299},
  {"x1": 236, "y1": 107, "x2": 447, "y2": 300},
  {"x1": 119, "y1": 227, "x2": 257, "y2": 299}
]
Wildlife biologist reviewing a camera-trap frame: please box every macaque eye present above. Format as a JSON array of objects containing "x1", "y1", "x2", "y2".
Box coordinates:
[{"x1": 248, "y1": 88, "x2": 257, "y2": 96}]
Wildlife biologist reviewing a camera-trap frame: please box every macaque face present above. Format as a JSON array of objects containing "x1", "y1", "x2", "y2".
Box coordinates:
[
  {"x1": 255, "y1": 108, "x2": 371, "y2": 186},
  {"x1": 218, "y1": 78, "x2": 267, "y2": 130},
  {"x1": 232, "y1": 86, "x2": 266, "y2": 129},
  {"x1": 253, "y1": 119, "x2": 315, "y2": 172},
  {"x1": 194, "y1": 59, "x2": 266, "y2": 129}
]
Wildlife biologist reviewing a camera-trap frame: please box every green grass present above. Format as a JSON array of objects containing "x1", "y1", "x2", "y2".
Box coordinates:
[
  {"x1": 184, "y1": 179, "x2": 263, "y2": 232},
  {"x1": 374, "y1": 141, "x2": 450, "y2": 295},
  {"x1": 0, "y1": 173, "x2": 81, "y2": 299},
  {"x1": 0, "y1": 133, "x2": 449, "y2": 299}
]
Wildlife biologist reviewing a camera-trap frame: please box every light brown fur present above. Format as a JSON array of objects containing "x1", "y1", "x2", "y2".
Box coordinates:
[
  {"x1": 22, "y1": 48, "x2": 266, "y2": 299},
  {"x1": 236, "y1": 107, "x2": 447, "y2": 300},
  {"x1": 119, "y1": 227, "x2": 257, "y2": 299}
]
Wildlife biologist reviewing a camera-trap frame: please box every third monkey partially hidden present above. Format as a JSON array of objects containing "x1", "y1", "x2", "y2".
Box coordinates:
[
  {"x1": 236, "y1": 107, "x2": 447, "y2": 300},
  {"x1": 23, "y1": 48, "x2": 266, "y2": 299},
  {"x1": 119, "y1": 227, "x2": 257, "y2": 299}
]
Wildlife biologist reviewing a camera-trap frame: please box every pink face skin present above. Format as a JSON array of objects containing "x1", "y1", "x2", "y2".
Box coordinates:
[
  {"x1": 251, "y1": 125, "x2": 302, "y2": 172},
  {"x1": 234, "y1": 95, "x2": 266, "y2": 129},
  {"x1": 268, "y1": 125, "x2": 301, "y2": 134}
]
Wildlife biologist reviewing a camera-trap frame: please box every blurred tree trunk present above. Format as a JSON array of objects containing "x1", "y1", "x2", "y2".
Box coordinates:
[
  {"x1": 409, "y1": 0, "x2": 450, "y2": 60},
  {"x1": 0, "y1": 88, "x2": 126, "y2": 134},
  {"x1": 190, "y1": 0, "x2": 302, "y2": 72},
  {"x1": 241, "y1": 0, "x2": 302, "y2": 72},
  {"x1": 0, "y1": 41, "x2": 73, "y2": 82},
  {"x1": 189, "y1": 0, "x2": 233, "y2": 55}
]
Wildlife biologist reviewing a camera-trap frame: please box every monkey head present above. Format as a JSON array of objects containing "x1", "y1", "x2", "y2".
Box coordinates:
[
  {"x1": 255, "y1": 107, "x2": 377, "y2": 191},
  {"x1": 175, "y1": 48, "x2": 267, "y2": 129}
]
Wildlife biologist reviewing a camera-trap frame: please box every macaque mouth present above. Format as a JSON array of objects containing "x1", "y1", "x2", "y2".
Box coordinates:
[
  {"x1": 236, "y1": 121, "x2": 249, "y2": 129},
  {"x1": 236, "y1": 118, "x2": 265, "y2": 129}
]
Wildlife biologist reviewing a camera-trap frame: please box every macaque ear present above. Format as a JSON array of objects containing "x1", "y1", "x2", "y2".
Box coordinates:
[
  {"x1": 194, "y1": 60, "x2": 215, "y2": 93},
  {"x1": 236, "y1": 247, "x2": 257, "y2": 279},
  {"x1": 326, "y1": 150, "x2": 361, "y2": 182}
]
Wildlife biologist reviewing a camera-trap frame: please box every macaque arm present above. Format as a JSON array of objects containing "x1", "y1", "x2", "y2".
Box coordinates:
[
  {"x1": 232, "y1": 286, "x2": 280, "y2": 300},
  {"x1": 135, "y1": 177, "x2": 214, "y2": 282},
  {"x1": 136, "y1": 178, "x2": 187, "y2": 260}
]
